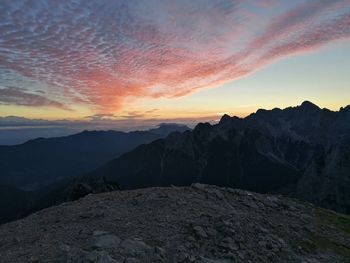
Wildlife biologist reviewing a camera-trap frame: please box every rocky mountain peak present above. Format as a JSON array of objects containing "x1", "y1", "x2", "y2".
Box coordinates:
[
  {"x1": 193, "y1": 122, "x2": 212, "y2": 133},
  {"x1": 340, "y1": 105, "x2": 350, "y2": 112},
  {"x1": 219, "y1": 114, "x2": 232, "y2": 124},
  {"x1": 299, "y1": 100, "x2": 320, "y2": 111},
  {"x1": 149, "y1": 123, "x2": 190, "y2": 135}
]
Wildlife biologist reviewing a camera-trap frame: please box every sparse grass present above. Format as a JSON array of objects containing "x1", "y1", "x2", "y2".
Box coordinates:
[
  {"x1": 298, "y1": 207, "x2": 350, "y2": 262},
  {"x1": 312, "y1": 233, "x2": 350, "y2": 260},
  {"x1": 299, "y1": 233, "x2": 350, "y2": 261},
  {"x1": 315, "y1": 208, "x2": 350, "y2": 235}
]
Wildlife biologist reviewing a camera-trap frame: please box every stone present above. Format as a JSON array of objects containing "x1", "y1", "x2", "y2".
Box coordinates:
[
  {"x1": 211, "y1": 189, "x2": 225, "y2": 200},
  {"x1": 97, "y1": 254, "x2": 119, "y2": 263},
  {"x1": 124, "y1": 258, "x2": 140, "y2": 263},
  {"x1": 154, "y1": 246, "x2": 166, "y2": 258},
  {"x1": 177, "y1": 252, "x2": 190, "y2": 262},
  {"x1": 93, "y1": 230, "x2": 110, "y2": 236},
  {"x1": 200, "y1": 256, "x2": 230, "y2": 263},
  {"x1": 193, "y1": 226, "x2": 208, "y2": 238},
  {"x1": 120, "y1": 238, "x2": 151, "y2": 256},
  {"x1": 89, "y1": 234, "x2": 121, "y2": 249},
  {"x1": 29, "y1": 256, "x2": 39, "y2": 263},
  {"x1": 258, "y1": 241, "x2": 266, "y2": 247}
]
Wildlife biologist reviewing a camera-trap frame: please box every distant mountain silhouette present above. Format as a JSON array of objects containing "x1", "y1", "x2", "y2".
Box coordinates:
[
  {"x1": 78, "y1": 101, "x2": 350, "y2": 213},
  {"x1": 0, "y1": 123, "x2": 190, "y2": 189}
]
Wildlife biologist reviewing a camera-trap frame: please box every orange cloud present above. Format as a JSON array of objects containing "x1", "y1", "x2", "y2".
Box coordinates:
[{"x1": 1, "y1": 0, "x2": 350, "y2": 113}]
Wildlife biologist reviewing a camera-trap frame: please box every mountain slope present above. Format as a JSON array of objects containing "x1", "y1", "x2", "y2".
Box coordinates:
[
  {"x1": 0, "y1": 185, "x2": 36, "y2": 224},
  {"x1": 0, "y1": 124, "x2": 189, "y2": 189},
  {"x1": 0, "y1": 185, "x2": 349, "y2": 262},
  {"x1": 81, "y1": 102, "x2": 350, "y2": 213}
]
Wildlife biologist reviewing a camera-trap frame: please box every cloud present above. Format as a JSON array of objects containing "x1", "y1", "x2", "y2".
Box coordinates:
[
  {"x1": 0, "y1": 0, "x2": 350, "y2": 112},
  {"x1": 0, "y1": 114, "x2": 215, "y2": 134},
  {"x1": 119, "y1": 111, "x2": 147, "y2": 119},
  {"x1": 85, "y1": 113, "x2": 117, "y2": 121},
  {"x1": 0, "y1": 86, "x2": 70, "y2": 110},
  {"x1": 85, "y1": 110, "x2": 158, "y2": 120}
]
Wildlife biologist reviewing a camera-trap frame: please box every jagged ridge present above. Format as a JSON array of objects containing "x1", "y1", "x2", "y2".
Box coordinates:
[{"x1": 80, "y1": 101, "x2": 350, "y2": 213}]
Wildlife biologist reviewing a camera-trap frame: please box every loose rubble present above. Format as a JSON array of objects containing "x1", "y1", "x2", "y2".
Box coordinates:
[{"x1": 0, "y1": 184, "x2": 349, "y2": 262}]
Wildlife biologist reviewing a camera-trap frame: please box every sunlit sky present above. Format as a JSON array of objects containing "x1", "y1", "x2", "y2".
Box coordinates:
[{"x1": 1, "y1": 0, "x2": 350, "y2": 124}]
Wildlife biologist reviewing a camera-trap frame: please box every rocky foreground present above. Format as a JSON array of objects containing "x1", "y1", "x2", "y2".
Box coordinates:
[{"x1": 0, "y1": 184, "x2": 349, "y2": 263}]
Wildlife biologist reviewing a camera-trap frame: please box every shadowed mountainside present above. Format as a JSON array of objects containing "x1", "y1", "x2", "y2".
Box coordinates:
[
  {"x1": 78, "y1": 101, "x2": 350, "y2": 213},
  {"x1": 0, "y1": 123, "x2": 189, "y2": 189},
  {"x1": 0, "y1": 124, "x2": 189, "y2": 224}
]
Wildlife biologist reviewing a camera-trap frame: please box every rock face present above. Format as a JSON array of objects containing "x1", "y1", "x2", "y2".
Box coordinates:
[
  {"x1": 0, "y1": 185, "x2": 349, "y2": 262},
  {"x1": 80, "y1": 102, "x2": 350, "y2": 213}
]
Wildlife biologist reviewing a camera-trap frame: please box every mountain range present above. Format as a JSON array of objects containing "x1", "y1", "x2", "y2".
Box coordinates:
[
  {"x1": 75, "y1": 101, "x2": 350, "y2": 213},
  {"x1": 1, "y1": 101, "x2": 349, "y2": 225},
  {"x1": 0, "y1": 123, "x2": 189, "y2": 223},
  {"x1": 0, "y1": 123, "x2": 189, "y2": 189}
]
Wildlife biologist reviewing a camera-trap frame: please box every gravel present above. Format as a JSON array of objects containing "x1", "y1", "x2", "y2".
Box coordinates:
[{"x1": 0, "y1": 184, "x2": 349, "y2": 262}]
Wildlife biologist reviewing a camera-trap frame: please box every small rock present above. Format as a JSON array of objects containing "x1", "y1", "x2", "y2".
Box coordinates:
[
  {"x1": 206, "y1": 227, "x2": 217, "y2": 236},
  {"x1": 120, "y1": 238, "x2": 151, "y2": 256},
  {"x1": 177, "y1": 199, "x2": 187, "y2": 205},
  {"x1": 177, "y1": 252, "x2": 190, "y2": 262},
  {"x1": 237, "y1": 251, "x2": 245, "y2": 260},
  {"x1": 186, "y1": 235, "x2": 196, "y2": 242},
  {"x1": 89, "y1": 234, "x2": 121, "y2": 249},
  {"x1": 191, "y1": 183, "x2": 207, "y2": 190},
  {"x1": 97, "y1": 253, "x2": 119, "y2": 263},
  {"x1": 211, "y1": 189, "x2": 225, "y2": 200},
  {"x1": 200, "y1": 257, "x2": 230, "y2": 263},
  {"x1": 12, "y1": 237, "x2": 20, "y2": 244},
  {"x1": 154, "y1": 246, "x2": 166, "y2": 258},
  {"x1": 145, "y1": 192, "x2": 158, "y2": 201},
  {"x1": 266, "y1": 242, "x2": 273, "y2": 250},
  {"x1": 124, "y1": 258, "x2": 140, "y2": 263},
  {"x1": 193, "y1": 226, "x2": 208, "y2": 238},
  {"x1": 93, "y1": 230, "x2": 109, "y2": 236},
  {"x1": 259, "y1": 227, "x2": 269, "y2": 234},
  {"x1": 30, "y1": 256, "x2": 39, "y2": 263}
]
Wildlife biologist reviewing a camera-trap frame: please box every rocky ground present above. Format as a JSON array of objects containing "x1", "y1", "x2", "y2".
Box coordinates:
[{"x1": 0, "y1": 184, "x2": 349, "y2": 263}]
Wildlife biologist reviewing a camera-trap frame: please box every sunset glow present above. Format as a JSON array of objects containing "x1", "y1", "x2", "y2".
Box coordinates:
[{"x1": 1, "y1": 0, "x2": 350, "y2": 123}]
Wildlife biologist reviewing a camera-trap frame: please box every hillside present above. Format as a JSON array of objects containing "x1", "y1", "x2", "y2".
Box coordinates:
[
  {"x1": 0, "y1": 185, "x2": 36, "y2": 224},
  {"x1": 0, "y1": 124, "x2": 189, "y2": 225},
  {"x1": 0, "y1": 185, "x2": 349, "y2": 262},
  {"x1": 0, "y1": 124, "x2": 189, "y2": 189}
]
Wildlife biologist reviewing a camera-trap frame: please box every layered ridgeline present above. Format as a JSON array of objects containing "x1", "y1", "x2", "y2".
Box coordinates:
[
  {"x1": 0, "y1": 123, "x2": 189, "y2": 189},
  {"x1": 0, "y1": 185, "x2": 349, "y2": 262},
  {"x1": 77, "y1": 101, "x2": 350, "y2": 213},
  {"x1": 0, "y1": 124, "x2": 189, "y2": 224}
]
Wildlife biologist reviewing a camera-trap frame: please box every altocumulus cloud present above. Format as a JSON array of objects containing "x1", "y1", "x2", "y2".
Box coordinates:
[
  {"x1": 0, "y1": 86, "x2": 70, "y2": 110},
  {"x1": 0, "y1": 0, "x2": 350, "y2": 112}
]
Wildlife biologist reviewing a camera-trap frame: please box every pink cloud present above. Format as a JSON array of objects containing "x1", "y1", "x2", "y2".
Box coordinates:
[
  {"x1": 0, "y1": 86, "x2": 71, "y2": 110},
  {"x1": 0, "y1": 0, "x2": 350, "y2": 113}
]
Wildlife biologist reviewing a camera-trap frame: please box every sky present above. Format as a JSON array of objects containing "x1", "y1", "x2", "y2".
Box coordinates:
[{"x1": 1, "y1": 0, "x2": 350, "y2": 131}]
